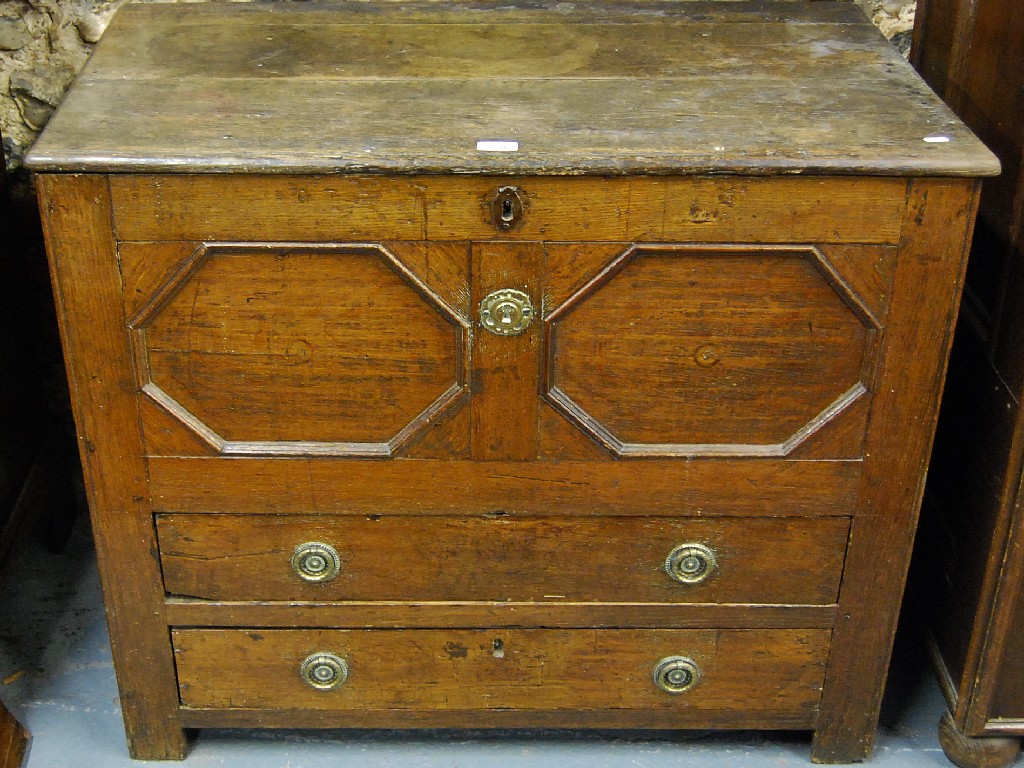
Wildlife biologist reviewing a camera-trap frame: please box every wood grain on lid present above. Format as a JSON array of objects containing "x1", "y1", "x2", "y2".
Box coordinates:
[{"x1": 25, "y1": 0, "x2": 999, "y2": 176}]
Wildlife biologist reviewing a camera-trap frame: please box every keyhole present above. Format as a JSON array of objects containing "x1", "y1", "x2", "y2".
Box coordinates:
[
  {"x1": 499, "y1": 304, "x2": 515, "y2": 324},
  {"x1": 492, "y1": 187, "x2": 525, "y2": 232}
]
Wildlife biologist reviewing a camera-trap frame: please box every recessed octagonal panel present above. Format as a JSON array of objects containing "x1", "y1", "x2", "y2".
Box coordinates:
[
  {"x1": 545, "y1": 245, "x2": 875, "y2": 457},
  {"x1": 134, "y1": 243, "x2": 468, "y2": 456}
]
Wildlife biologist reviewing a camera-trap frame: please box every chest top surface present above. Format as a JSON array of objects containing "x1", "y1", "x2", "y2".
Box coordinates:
[{"x1": 26, "y1": 0, "x2": 997, "y2": 177}]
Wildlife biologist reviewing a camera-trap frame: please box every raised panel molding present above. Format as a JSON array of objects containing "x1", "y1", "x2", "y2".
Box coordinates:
[
  {"x1": 543, "y1": 243, "x2": 880, "y2": 458},
  {"x1": 129, "y1": 242, "x2": 470, "y2": 457}
]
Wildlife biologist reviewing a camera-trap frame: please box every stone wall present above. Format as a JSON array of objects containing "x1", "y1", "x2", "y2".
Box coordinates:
[
  {"x1": 0, "y1": 0, "x2": 916, "y2": 175},
  {"x1": 860, "y1": 0, "x2": 916, "y2": 50},
  {"x1": 1, "y1": 0, "x2": 117, "y2": 172}
]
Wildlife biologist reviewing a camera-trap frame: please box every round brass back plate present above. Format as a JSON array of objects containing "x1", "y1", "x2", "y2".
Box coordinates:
[
  {"x1": 300, "y1": 652, "x2": 349, "y2": 690},
  {"x1": 664, "y1": 543, "x2": 717, "y2": 585},
  {"x1": 653, "y1": 656, "x2": 702, "y2": 694},
  {"x1": 291, "y1": 542, "x2": 342, "y2": 583},
  {"x1": 479, "y1": 288, "x2": 535, "y2": 336}
]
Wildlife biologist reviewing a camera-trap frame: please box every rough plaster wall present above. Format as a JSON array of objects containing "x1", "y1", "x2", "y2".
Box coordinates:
[{"x1": 0, "y1": 0, "x2": 916, "y2": 174}]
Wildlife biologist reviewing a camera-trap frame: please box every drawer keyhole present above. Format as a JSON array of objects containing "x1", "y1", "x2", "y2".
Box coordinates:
[
  {"x1": 490, "y1": 186, "x2": 525, "y2": 231},
  {"x1": 497, "y1": 303, "x2": 517, "y2": 325}
]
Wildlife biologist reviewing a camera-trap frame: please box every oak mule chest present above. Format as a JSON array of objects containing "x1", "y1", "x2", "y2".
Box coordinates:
[{"x1": 26, "y1": 1, "x2": 998, "y2": 762}]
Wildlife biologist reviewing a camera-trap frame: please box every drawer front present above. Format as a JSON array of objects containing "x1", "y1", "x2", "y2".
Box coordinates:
[
  {"x1": 173, "y1": 627, "x2": 829, "y2": 722},
  {"x1": 110, "y1": 175, "x2": 907, "y2": 245},
  {"x1": 157, "y1": 514, "x2": 850, "y2": 604}
]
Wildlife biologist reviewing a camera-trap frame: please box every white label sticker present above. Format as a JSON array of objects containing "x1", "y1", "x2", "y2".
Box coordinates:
[
  {"x1": 923, "y1": 135, "x2": 951, "y2": 143},
  {"x1": 476, "y1": 140, "x2": 519, "y2": 152}
]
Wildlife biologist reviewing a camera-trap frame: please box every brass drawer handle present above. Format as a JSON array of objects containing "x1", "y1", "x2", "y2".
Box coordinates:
[
  {"x1": 653, "y1": 656, "x2": 702, "y2": 694},
  {"x1": 479, "y1": 289, "x2": 535, "y2": 336},
  {"x1": 664, "y1": 543, "x2": 717, "y2": 585},
  {"x1": 300, "y1": 652, "x2": 348, "y2": 691},
  {"x1": 291, "y1": 542, "x2": 341, "y2": 583}
]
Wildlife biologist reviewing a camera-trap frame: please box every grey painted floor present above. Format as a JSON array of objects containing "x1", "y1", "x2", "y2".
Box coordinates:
[{"x1": 0, "y1": 519, "x2": 1010, "y2": 768}]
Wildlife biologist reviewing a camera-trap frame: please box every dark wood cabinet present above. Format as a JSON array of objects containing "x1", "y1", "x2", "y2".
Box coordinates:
[
  {"x1": 26, "y1": 1, "x2": 997, "y2": 762},
  {"x1": 911, "y1": 0, "x2": 1024, "y2": 766}
]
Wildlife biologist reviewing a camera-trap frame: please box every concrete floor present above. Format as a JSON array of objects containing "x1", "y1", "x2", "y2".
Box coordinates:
[{"x1": 0, "y1": 519, "x2": 1002, "y2": 768}]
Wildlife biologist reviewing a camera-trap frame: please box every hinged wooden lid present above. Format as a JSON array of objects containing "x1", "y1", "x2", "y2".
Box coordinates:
[{"x1": 25, "y1": 0, "x2": 999, "y2": 176}]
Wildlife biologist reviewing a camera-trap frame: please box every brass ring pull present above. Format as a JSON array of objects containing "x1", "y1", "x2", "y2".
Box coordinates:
[
  {"x1": 300, "y1": 652, "x2": 348, "y2": 690},
  {"x1": 479, "y1": 289, "x2": 535, "y2": 336},
  {"x1": 653, "y1": 656, "x2": 702, "y2": 694},
  {"x1": 664, "y1": 543, "x2": 717, "y2": 585},
  {"x1": 291, "y1": 542, "x2": 341, "y2": 583}
]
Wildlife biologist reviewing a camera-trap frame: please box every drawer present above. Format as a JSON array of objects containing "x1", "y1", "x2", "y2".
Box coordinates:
[
  {"x1": 173, "y1": 627, "x2": 829, "y2": 725},
  {"x1": 157, "y1": 514, "x2": 850, "y2": 604},
  {"x1": 110, "y1": 175, "x2": 907, "y2": 244}
]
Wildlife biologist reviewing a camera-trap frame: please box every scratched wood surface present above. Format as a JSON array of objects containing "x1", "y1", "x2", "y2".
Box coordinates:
[
  {"x1": 546, "y1": 246, "x2": 873, "y2": 452},
  {"x1": 163, "y1": 600, "x2": 838, "y2": 631},
  {"x1": 156, "y1": 513, "x2": 850, "y2": 604},
  {"x1": 36, "y1": 175, "x2": 187, "y2": 758},
  {"x1": 109, "y1": 175, "x2": 910, "y2": 244},
  {"x1": 811, "y1": 178, "x2": 981, "y2": 762},
  {"x1": 137, "y1": 244, "x2": 467, "y2": 448},
  {"x1": 25, "y1": 1, "x2": 998, "y2": 177},
  {"x1": 146, "y1": 456, "x2": 862, "y2": 516},
  {"x1": 173, "y1": 628, "x2": 829, "y2": 720}
]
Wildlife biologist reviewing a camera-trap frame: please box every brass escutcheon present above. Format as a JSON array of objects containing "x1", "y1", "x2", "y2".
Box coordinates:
[
  {"x1": 479, "y1": 288, "x2": 535, "y2": 336},
  {"x1": 653, "y1": 656, "x2": 702, "y2": 694},
  {"x1": 291, "y1": 542, "x2": 341, "y2": 583},
  {"x1": 300, "y1": 652, "x2": 349, "y2": 691},
  {"x1": 665, "y1": 543, "x2": 717, "y2": 585},
  {"x1": 490, "y1": 186, "x2": 526, "y2": 231}
]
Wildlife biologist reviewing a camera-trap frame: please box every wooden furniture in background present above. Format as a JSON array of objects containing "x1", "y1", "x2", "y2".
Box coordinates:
[
  {"x1": 910, "y1": 1, "x2": 1024, "y2": 767},
  {"x1": 26, "y1": 1, "x2": 997, "y2": 762}
]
